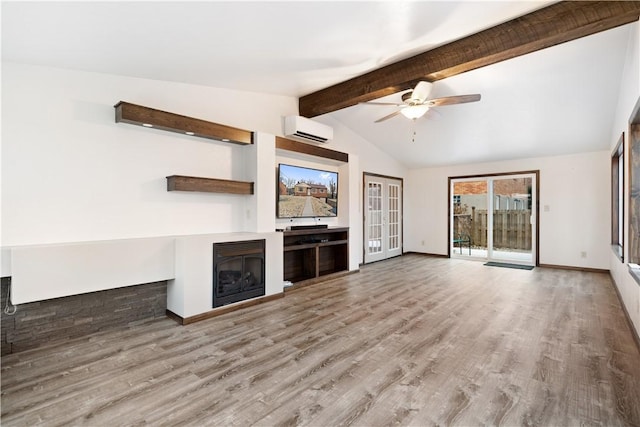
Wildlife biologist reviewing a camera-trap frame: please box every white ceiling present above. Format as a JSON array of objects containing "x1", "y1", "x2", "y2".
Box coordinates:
[{"x1": 1, "y1": 1, "x2": 633, "y2": 168}]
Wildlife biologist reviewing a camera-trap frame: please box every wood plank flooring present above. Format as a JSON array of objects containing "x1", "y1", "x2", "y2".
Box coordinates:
[{"x1": 2, "y1": 254, "x2": 640, "y2": 426}]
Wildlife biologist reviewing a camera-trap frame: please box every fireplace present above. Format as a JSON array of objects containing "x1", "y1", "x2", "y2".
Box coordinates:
[{"x1": 213, "y1": 239, "x2": 265, "y2": 308}]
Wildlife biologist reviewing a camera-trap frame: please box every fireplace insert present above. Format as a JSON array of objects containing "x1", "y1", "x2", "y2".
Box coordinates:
[{"x1": 213, "y1": 240, "x2": 265, "y2": 307}]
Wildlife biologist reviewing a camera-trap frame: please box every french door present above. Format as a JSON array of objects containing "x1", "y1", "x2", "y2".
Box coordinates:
[
  {"x1": 450, "y1": 172, "x2": 538, "y2": 265},
  {"x1": 364, "y1": 174, "x2": 403, "y2": 263}
]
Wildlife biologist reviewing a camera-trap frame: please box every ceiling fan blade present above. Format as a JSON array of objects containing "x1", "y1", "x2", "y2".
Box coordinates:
[
  {"x1": 360, "y1": 101, "x2": 405, "y2": 106},
  {"x1": 428, "y1": 94, "x2": 481, "y2": 106},
  {"x1": 410, "y1": 81, "x2": 433, "y2": 103},
  {"x1": 374, "y1": 110, "x2": 402, "y2": 123}
]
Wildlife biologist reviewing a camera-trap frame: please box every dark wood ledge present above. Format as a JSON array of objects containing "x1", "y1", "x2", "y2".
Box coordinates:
[
  {"x1": 115, "y1": 101, "x2": 253, "y2": 145},
  {"x1": 166, "y1": 175, "x2": 254, "y2": 195},
  {"x1": 276, "y1": 136, "x2": 348, "y2": 163}
]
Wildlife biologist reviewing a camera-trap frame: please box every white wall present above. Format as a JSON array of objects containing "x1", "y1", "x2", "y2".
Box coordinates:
[
  {"x1": 1, "y1": 62, "x2": 409, "y2": 306},
  {"x1": 405, "y1": 150, "x2": 611, "y2": 270},
  {"x1": 1, "y1": 63, "x2": 300, "y2": 306},
  {"x1": 2, "y1": 63, "x2": 405, "y2": 268},
  {"x1": 318, "y1": 116, "x2": 408, "y2": 180},
  {"x1": 609, "y1": 22, "x2": 640, "y2": 336},
  {"x1": 1, "y1": 62, "x2": 298, "y2": 247},
  {"x1": 245, "y1": 132, "x2": 277, "y2": 233},
  {"x1": 315, "y1": 116, "x2": 409, "y2": 265}
]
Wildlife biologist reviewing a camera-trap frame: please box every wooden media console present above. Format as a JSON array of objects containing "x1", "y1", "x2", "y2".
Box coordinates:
[{"x1": 283, "y1": 227, "x2": 349, "y2": 285}]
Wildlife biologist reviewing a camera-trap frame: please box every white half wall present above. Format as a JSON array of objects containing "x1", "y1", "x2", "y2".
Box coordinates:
[
  {"x1": 405, "y1": 151, "x2": 611, "y2": 270},
  {"x1": 10, "y1": 237, "x2": 175, "y2": 304}
]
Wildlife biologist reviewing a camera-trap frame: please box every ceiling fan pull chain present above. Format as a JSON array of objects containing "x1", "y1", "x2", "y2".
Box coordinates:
[{"x1": 411, "y1": 119, "x2": 417, "y2": 143}]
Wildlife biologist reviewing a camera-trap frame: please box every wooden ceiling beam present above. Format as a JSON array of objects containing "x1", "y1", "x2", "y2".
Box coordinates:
[{"x1": 299, "y1": 1, "x2": 640, "y2": 118}]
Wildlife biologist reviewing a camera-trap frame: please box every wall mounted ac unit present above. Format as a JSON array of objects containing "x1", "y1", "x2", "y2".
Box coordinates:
[{"x1": 284, "y1": 116, "x2": 333, "y2": 144}]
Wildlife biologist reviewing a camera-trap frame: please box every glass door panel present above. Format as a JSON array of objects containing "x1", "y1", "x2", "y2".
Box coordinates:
[
  {"x1": 387, "y1": 183, "x2": 402, "y2": 257},
  {"x1": 452, "y1": 180, "x2": 488, "y2": 258},
  {"x1": 451, "y1": 173, "x2": 536, "y2": 265},
  {"x1": 366, "y1": 180, "x2": 384, "y2": 262},
  {"x1": 364, "y1": 175, "x2": 403, "y2": 263},
  {"x1": 491, "y1": 177, "x2": 533, "y2": 263}
]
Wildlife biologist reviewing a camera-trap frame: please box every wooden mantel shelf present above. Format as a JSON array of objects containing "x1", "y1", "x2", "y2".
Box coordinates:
[
  {"x1": 275, "y1": 136, "x2": 348, "y2": 163},
  {"x1": 167, "y1": 175, "x2": 254, "y2": 195},
  {"x1": 115, "y1": 101, "x2": 253, "y2": 145}
]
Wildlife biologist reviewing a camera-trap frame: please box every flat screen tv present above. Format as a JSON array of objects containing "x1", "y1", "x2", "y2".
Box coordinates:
[{"x1": 277, "y1": 163, "x2": 338, "y2": 218}]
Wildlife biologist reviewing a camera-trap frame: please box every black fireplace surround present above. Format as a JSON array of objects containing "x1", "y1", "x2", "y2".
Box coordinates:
[{"x1": 213, "y1": 240, "x2": 265, "y2": 307}]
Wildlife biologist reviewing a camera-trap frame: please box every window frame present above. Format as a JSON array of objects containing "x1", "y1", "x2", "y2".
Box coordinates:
[{"x1": 611, "y1": 132, "x2": 625, "y2": 262}]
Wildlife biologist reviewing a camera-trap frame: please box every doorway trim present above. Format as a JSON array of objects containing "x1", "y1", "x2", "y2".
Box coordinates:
[
  {"x1": 363, "y1": 172, "x2": 404, "y2": 264},
  {"x1": 448, "y1": 170, "x2": 540, "y2": 266}
]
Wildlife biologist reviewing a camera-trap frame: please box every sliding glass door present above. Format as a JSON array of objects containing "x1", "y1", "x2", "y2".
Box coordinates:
[{"x1": 450, "y1": 172, "x2": 537, "y2": 265}]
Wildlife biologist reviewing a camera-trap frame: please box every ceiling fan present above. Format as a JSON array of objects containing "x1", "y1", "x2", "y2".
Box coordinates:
[{"x1": 362, "y1": 81, "x2": 481, "y2": 123}]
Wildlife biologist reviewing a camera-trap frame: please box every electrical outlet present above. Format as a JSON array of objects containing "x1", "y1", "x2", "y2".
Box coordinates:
[
  {"x1": 421, "y1": 240, "x2": 425, "y2": 246},
  {"x1": 580, "y1": 251, "x2": 587, "y2": 258}
]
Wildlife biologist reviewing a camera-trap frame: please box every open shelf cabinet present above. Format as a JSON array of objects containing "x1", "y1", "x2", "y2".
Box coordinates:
[{"x1": 283, "y1": 227, "x2": 349, "y2": 283}]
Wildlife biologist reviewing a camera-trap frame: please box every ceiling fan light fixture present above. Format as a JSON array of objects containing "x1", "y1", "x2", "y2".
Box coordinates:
[{"x1": 400, "y1": 104, "x2": 429, "y2": 120}]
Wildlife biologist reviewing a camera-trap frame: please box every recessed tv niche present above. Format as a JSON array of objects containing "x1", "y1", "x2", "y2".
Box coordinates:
[{"x1": 277, "y1": 163, "x2": 338, "y2": 218}]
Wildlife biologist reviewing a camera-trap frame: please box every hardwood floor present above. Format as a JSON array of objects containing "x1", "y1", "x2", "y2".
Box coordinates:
[{"x1": 2, "y1": 254, "x2": 640, "y2": 426}]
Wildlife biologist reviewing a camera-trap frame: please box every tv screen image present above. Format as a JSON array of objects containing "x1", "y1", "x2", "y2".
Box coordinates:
[{"x1": 277, "y1": 164, "x2": 338, "y2": 218}]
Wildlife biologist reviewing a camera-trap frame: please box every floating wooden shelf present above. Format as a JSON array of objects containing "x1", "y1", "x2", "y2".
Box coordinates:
[
  {"x1": 115, "y1": 101, "x2": 253, "y2": 145},
  {"x1": 166, "y1": 175, "x2": 254, "y2": 195}
]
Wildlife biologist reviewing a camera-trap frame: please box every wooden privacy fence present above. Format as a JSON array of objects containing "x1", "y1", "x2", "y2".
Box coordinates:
[{"x1": 454, "y1": 209, "x2": 532, "y2": 250}]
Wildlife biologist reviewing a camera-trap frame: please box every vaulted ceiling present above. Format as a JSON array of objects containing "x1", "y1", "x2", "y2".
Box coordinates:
[
  {"x1": 300, "y1": 1, "x2": 640, "y2": 117},
  {"x1": 2, "y1": 1, "x2": 639, "y2": 168}
]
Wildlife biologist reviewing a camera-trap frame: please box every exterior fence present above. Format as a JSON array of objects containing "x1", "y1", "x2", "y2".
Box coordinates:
[{"x1": 453, "y1": 209, "x2": 532, "y2": 251}]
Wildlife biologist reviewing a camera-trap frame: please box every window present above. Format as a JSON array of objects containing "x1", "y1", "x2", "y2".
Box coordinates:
[{"x1": 611, "y1": 132, "x2": 624, "y2": 262}]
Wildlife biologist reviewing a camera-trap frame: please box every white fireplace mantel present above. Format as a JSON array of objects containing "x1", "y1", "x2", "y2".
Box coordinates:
[
  {"x1": 169, "y1": 232, "x2": 283, "y2": 318},
  {"x1": 2, "y1": 232, "x2": 284, "y2": 315}
]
